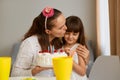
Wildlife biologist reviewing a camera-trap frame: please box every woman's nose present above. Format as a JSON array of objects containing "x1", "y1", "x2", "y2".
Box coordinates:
[{"x1": 63, "y1": 25, "x2": 67, "y2": 30}]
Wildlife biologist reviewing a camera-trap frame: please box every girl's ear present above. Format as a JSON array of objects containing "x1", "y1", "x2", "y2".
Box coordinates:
[{"x1": 45, "y1": 29, "x2": 51, "y2": 34}]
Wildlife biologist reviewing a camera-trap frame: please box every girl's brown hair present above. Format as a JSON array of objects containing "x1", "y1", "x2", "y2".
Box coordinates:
[{"x1": 62, "y1": 16, "x2": 87, "y2": 47}]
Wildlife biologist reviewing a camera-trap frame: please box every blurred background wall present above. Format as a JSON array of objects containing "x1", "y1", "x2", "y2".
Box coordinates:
[{"x1": 0, "y1": 0, "x2": 96, "y2": 56}]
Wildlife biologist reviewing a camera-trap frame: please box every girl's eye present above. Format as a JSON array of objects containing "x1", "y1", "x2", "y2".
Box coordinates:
[{"x1": 73, "y1": 33, "x2": 78, "y2": 35}]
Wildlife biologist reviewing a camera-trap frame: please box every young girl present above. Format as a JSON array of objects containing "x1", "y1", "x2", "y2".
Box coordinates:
[
  {"x1": 63, "y1": 16, "x2": 89, "y2": 80},
  {"x1": 11, "y1": 7, "x2": 67, "y2": 77}
]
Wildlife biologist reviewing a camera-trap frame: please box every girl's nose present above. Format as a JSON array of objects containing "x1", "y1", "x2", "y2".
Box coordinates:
[{"x1": 69, "y1": 34, "x2": 73, "y2": 39}]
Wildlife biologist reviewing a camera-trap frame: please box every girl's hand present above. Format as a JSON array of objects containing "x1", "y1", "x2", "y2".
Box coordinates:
[
  {"x1": 32, "y1": 66, "x2": 52, "y2": 76},
  {"x1": 76, "y1": 44, "x2": 89, "y2": 64},
  {"x1": 64, "y1": 48, "x2": 75, "y2": 57}
]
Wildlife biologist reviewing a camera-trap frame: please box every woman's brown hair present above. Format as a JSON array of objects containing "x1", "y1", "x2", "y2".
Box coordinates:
[{"x1": 23, "y1": 9, "x2": 63, "y2": 51}]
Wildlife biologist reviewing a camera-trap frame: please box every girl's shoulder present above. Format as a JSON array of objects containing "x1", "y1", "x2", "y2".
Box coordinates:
[{"x1": 70, "y1": 43, "x2": 79, "y2": 50}]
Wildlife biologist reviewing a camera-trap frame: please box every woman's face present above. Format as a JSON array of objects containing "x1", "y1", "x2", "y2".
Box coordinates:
[
  {"x1": 64, "y1": 32, "x2": 79, "y2": 45},
  {"x1": 49, "y1": 14, "x2": 67, "y2": 38}
]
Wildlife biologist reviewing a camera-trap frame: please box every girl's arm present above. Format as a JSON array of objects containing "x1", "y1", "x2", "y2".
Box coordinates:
[
  {"x1": 73, "y1": 44, "x2": 89, "y2": 76},
  {"x1": 64, "y1": 45, "x2": 89, "y2": 76},
  {"x1": 72, "y1": 56, "x2": 86, "y2": 76}
]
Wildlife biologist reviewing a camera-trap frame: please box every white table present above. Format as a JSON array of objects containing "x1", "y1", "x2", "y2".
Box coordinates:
[{"x1": 9, "y1": 77, "x2": 56, "y2": 80}]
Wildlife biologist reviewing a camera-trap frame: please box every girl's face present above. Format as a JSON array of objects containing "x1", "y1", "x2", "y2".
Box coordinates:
[
  {"x1": 49, "y1": 14, "x2": 67, "y2": 38},
  {"x1": 64, "y1": 32, "x2": 79, "y2": 45}
]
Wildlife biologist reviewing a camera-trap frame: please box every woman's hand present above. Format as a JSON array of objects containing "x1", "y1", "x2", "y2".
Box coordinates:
[
  {"x1": 32, "y1": 66, "x2": 52, "y2": 76},
  {"x1": 76, "y1": 44, "x2": 89, "y2": 64}
]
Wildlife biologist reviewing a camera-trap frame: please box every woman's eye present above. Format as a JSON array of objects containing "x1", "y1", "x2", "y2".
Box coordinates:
[{"x1": 59, "y1": 25, "x2": 65, "y2": 29}]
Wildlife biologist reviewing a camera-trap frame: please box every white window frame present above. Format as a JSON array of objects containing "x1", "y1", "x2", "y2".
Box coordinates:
[{"x1": 96, "y1": 0, "x2": 110, "y2": 55}]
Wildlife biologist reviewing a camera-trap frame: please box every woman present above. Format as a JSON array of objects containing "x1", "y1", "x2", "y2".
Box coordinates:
[{"x1": 11, "y1": 7, "x2": 67, "y2": 77}]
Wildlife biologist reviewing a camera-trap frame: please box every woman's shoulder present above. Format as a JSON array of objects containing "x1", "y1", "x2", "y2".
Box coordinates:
[
  {"x1": 20, "y1": 35, "x2": 41, "y2": 50},
  {"x1": 23, "y1": 35, "x2": 38, "y2": 43},
  {"x1": 25, "y1": 35, "x2": 38, "y2": 41},
  {"x1": 21, "y1": 35, "x2": 39, "y2": 46}
]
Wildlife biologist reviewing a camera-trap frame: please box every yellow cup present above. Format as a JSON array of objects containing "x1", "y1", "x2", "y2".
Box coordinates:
[
  {"x1": 52, "y1": 57, "x2": 73, "y2": 80},
  {"x1": 0, "y1": 57, "x2": 11, "y2": 80}
]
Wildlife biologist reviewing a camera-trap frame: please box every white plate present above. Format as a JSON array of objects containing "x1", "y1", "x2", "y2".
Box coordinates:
[{"x1": 9, "y1": 77, "x2": 56, "y2": 80}]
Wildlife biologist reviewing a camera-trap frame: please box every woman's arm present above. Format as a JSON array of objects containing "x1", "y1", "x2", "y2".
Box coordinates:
[
  {"x1": 11, "y1": 39, "x2": 34, "y2": 76},
  {"x1": 31, "y1": 66, "x2": 52, "y2": 76},
  {"x1": 76, "y1": 44, "x2": 90, "y2": 65},
  {"x1": 11, "y1": 39, "x2": 50, "y2": 76}
]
